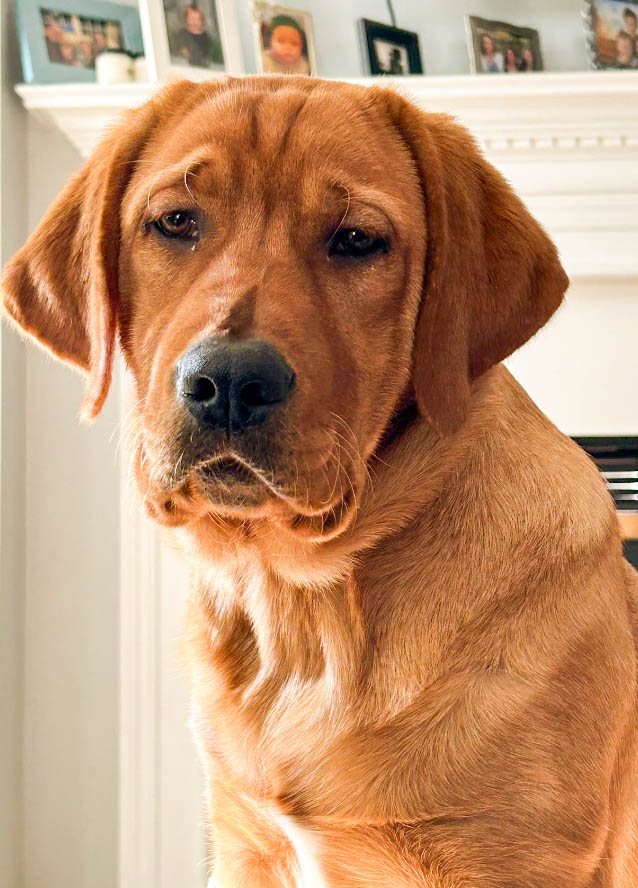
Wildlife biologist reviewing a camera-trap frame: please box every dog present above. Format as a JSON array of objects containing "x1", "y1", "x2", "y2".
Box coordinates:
[{"x1": 4, "y1": 76, "x2": 638, "y2": 887}]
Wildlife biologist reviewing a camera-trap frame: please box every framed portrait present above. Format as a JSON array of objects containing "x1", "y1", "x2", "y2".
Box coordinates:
[
  {"x1": 466, "y1": 16, "x2": 543, "y2": 73},
  {"x1": 138, "y1": 0, "x2": 243, "y2": 81},
  {"x1": 584, "y1": 0, "x2": 638, "y2": 68},
  {"x1": 15, "y1": 0, "x2": 143, "y2": 83},
  {"x1": 359, "y1": 19, "x2": 423, "y2": 76},
  {"x1": 252, "y1": 3, "x2": 317, "y2": 77}
]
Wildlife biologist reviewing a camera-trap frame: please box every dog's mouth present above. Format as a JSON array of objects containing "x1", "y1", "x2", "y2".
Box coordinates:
[
  {"x1": 138, "y1": 441, "x2": 363, "y2": 542},
  {"x1": 199, "y1": 454, "x2": 267, "y2": 496}
]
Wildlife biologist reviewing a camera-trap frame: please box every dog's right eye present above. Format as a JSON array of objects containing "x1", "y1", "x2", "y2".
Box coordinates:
[
  {"x1": 153, "y1": 211, "x2": 199, "y2": 241},
  {"x1": 329, "y1": 228, "x2": 388, "y2": 259}
]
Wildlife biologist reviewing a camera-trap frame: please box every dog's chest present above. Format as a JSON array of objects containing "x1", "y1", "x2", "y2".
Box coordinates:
[
  {"x1": 272, "y1": 811, "x2": 328, "y2": 888},
  {"x1": 190, "y1": 565, "x2": 355, "y2": 766}
]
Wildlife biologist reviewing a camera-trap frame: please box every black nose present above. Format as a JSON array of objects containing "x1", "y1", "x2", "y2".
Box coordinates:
[{"x1": 176, "y1": 337, "x2": 295, "y2": 432}]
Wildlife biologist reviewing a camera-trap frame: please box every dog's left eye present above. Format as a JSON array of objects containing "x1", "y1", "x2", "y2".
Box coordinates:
[
  {"x1": 153, "y1": 211, "x2": 199, "y2": 240},
  {"x1": 329, "y1": 228, "x2": 388, "y2": 259}
]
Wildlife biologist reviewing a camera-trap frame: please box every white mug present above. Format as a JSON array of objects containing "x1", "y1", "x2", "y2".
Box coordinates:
[{"x1": 95, "y1": 49, "x2": 134, "y2": 85}]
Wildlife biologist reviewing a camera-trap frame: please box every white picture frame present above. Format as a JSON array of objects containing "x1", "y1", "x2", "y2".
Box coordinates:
[
  {"x1": 252, "y1": 2, "x2": 318, "y2": 77},
  {"x1": 138, "y1": 0, "x2": 243, "y2": 82}
]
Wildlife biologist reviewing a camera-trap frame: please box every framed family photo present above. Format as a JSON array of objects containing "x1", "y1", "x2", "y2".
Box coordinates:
[
  {"x1": 359, "y1": 19, "x2": 423, "y2": 75},
  {"x1": 15, "y1": 0, "x2": 143, "y2": 83},
  {"x1": 138, "y1": 0, "x2": 243, "y2": 81},
  {"x1": 584, "y1": 0, "x2": 638, "y2": 68},
  {"x1": 252, "y1": 2, "x2": 317, "y2": 76},
  {"x1": 467, "y1": 15, "x2": 543, "y2": 73}
]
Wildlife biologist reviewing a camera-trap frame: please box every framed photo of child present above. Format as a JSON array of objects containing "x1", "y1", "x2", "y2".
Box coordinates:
[
  {"x1": 584, "y1": 0, "x2": 638, "y2": 68},
  {"x1": 138, "y1": 0, "x2": 243, "y2": 81},
  {"x1": 252, "y1": 2, "x2": 317, "y2": 76},
  {"x1": 466, "y1": 16, "x2": 543, "y2": 73}
]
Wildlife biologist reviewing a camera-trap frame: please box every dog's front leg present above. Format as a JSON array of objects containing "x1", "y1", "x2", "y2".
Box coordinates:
[
  {"x1": 209, "y1": 811, "x2": 299, "y2": 888},
  {"x1": 202, "y1": 756, "x2": 299, "y2": 888},
  {"x1": 211, "y1": 850, "x2": 298, "y2": 888}
]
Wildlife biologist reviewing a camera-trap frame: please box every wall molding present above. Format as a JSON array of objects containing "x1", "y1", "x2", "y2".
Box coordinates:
[
  {"x1": 119, "y1": 369, "x2": 161, "y2": 888},
  {"x1": 15, "y1": 71, "x2": 638, "y2": 158}
]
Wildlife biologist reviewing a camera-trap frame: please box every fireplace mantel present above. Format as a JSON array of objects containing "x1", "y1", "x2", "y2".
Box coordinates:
[{"x1": 16, "y1": 71, "x2": 638, "y2": 279}]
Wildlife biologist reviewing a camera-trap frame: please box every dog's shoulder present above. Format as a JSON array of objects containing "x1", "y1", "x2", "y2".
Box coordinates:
[{"x1": 466, "y1": 365, "x2": 618, "y2": 556}]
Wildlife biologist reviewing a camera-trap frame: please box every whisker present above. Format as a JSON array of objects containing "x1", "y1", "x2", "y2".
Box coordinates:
[
  {"x1": 184, "y1": 164, "x2": 202, "y2": 208},
  {"x1": 327, "y1": 182, "x2": 351, "y2": 247}
]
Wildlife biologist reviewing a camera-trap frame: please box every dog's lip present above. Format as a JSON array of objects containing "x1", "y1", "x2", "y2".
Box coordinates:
[
  {"x1": 198, "y1": 454, "x2": 261, "y2": 485},
  {"x1": 286, "y1": 486, "x2": 358, "y2": 542},
  {"x1": 192, "y1": 450, "x2": 360, "y2": 536},
  {"x1": 196, "y1": 451, "x2": 278, "y2": 495},
  {"x1": 144, "y1": 459, "x2": 359, "y2": 538}
]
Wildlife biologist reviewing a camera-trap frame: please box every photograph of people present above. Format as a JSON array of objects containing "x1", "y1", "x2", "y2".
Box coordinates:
[
  {"x1": 164, "y1": 0, "x2": 223, "y2": 69},
  {"x1": 469, "y1": 17, "x2": 542, "y2": 74},
  {"x1": 262, "y1": 14, "x2": 309, "y2": 74},
  {"x1": 590, "y1": 0, "x2": 638, "y2": 67},
  {"x1": 373, "y1": 39, "x2": 409, "y2": 74},
  {"x1": 40, "y1": 8, "x2": 123, "y2": 69},
  {"x1": 519, "y1": 46, "x2": 535, "y2": 70},
  {"x1": 504, "y1": 46, "x2": 518, "y2": 72},
  {"x1": 616, "y1": 28, "x2": 638, "y2": 64},
  {"x1": 479, "y1": 33, "x2": 503, "y2": 72},
  {"x1": 623, "y1": 5, "x2": 638, "y2": 53},
  {"x1": 254, "y1": 4, "x2": 316, "y2": 76}
]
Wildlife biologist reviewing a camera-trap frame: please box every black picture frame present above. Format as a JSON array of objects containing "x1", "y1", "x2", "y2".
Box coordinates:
[{"x1": 359, "y1": 19, "x2": 423, "y2": 76}]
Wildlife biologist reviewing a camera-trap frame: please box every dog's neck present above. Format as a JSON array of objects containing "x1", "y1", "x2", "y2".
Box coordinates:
[
  {"x1": 182, "y1": 363, "x2": 614, "y2": 654},
  {"x1": 179, "y1": 379, "x2": 477, "y2": 704}
]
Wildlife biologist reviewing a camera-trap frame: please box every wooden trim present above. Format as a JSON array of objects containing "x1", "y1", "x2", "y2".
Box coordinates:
[
  {"x1": 119, "y1": 365, "x2": 161, "y2": 888},
  {"x1": 618, "y1": 512, "x2": 638, "y2": 541}
]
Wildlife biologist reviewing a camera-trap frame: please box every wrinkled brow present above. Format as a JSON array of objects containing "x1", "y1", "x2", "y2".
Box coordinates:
[{"x1": 125, "y1": 150, "x2": 225, "y2": 215}]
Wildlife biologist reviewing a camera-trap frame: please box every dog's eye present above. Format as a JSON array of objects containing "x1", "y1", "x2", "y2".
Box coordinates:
[
  {"x1": 329, "y1": 228, "x2": 388, "y2": 259},
  {"x1": 154, "y1": 211, "x2": 199, "y2": 240}
]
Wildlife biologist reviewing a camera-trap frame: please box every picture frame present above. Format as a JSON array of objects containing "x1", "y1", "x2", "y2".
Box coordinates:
[
  {"x1": 138, "y1": 0, "x2": 243, "y2": 82},
  {"x1": 359, "y1": 19, "x2": 423, "y2": 76},
  {"x1": 466, "y1": 15, "x2": 543, "y2": 74},
  {"x1": 583, "y1": 0, "x2": 638, "y2": 68},
  {"x1": 15, "y1": 0, "x2": 143, "y2": 84},
  {"x1": 252, "y1": 2, "x2": 317, "y2": 77}
]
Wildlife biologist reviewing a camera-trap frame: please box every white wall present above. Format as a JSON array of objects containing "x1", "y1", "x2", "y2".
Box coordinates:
[
  {"x1": 236, "y1": 0, "x2": 590, "y2": 77},
  {"x1": 0, "y1": 1, "x2": 26, "y2": 886},
  {"x1": 21, "y1": 121, "x2": 120, "y2": 888},
  {"x1": 507, "y1": 278, "x2": 638, "y2": 436}
]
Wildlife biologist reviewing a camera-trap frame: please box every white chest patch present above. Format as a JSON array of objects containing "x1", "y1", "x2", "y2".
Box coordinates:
[{"x1": 273, "y1": 811, "x2": 328, "y2": 888}]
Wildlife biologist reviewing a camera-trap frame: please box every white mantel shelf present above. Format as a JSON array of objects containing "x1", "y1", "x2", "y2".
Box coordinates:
[{"x1": 16, "y1": 71, "x2": 638, "y2": 280}]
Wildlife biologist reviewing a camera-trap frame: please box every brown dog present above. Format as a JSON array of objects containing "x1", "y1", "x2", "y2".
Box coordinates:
[{"x1": 4, "y1": 76, "x2": 638, "y2": 887}]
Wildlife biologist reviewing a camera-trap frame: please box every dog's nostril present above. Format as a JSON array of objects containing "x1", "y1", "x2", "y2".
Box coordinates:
[
  {"x1": 240, "y1": 381, "x2": 266, "y2": 407},
  {"x1": 186, "y1": 376, "x2": 216, "y2": 403}
]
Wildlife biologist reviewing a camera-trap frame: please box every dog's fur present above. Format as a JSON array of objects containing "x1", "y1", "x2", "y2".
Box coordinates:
[{"x1": 4, "y1": 77, "x2": 638, "y2": 887}]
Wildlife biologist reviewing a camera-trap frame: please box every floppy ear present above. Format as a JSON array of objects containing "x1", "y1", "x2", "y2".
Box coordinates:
[
  {"x1": 390, "y1": 97, "x2": 568, "y2": 435},
  {"x1": 1, "y1": 79, "x2": 204, "y2": 421}
]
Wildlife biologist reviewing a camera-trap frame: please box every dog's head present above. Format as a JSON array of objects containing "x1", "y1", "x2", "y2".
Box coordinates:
[{"x1": 2, "y1": 77, "x2": 567, "y2": 541}]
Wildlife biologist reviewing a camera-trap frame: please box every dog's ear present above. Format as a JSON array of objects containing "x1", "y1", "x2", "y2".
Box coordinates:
[
  {"x1": 389, "y1": 97, "x2": 568, "y2": 435},
  {"x1": 1, "y1": 79, "x2": 205, "y2": 421}
]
